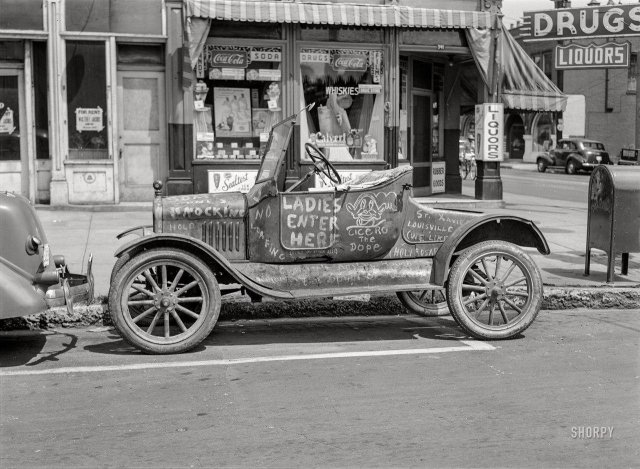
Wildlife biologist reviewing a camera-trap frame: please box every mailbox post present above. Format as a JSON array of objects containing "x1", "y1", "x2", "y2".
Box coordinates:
[{"x1": 585, "y1": 166, "x2": 640, "y2": 282}]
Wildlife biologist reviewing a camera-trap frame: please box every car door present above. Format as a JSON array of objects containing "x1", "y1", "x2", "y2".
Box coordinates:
[{"x1": 554, "y1": 140, "x2": 570, "y2": 166}]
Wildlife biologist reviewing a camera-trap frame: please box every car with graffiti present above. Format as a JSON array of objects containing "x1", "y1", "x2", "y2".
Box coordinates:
[
  {"x1": 109, "y1": 104, "x2": 550, "y2": 354},
  {"x1": 536, "y1": 138, "x2": 612, "y2": 174},
  {"x1": 0, "y1": 191, "x2": 93, "y2": 321}
]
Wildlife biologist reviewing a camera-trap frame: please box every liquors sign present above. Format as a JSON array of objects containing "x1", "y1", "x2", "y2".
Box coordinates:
[
  {"x1": 523, "y1": 4, "x2": 640, "y2": 41},
  {"x1": 475, "y1": 103, "x2": 504, "y2": 162},
  {"x1": 555, "y1": 42, "x2": 630, "y2": 69}
]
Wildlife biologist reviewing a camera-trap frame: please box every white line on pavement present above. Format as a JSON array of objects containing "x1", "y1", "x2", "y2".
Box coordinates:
[{"x1": 0, "y1": 340, "x2": 495, "y2": 377}]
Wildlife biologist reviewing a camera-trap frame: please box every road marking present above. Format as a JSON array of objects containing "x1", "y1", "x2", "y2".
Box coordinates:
[{"x1": 0, "y1": 340, "x2": 494, "y2": 377}]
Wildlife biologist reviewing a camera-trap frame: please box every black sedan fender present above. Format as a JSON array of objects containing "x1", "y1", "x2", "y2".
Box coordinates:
[{"x1": 431, "y1": 215, "x2": 550, "y2": 286}]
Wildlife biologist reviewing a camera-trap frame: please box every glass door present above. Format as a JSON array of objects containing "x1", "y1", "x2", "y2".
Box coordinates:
[{"x1": 0, "y1": 70, "x2": 26, "y2": 196}]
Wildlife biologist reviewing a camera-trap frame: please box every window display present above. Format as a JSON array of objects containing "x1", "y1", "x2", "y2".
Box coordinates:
[
  {"x1": 193, "y1": 43, "x2": 283, "y2": 160},
  {"x1": 300, "y1": 47, "x2": 385, "y2": 162}
]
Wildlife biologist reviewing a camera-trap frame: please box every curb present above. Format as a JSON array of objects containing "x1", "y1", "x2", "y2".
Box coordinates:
[{"x1": 2, "y1": 287, "x2": 638, "y2": 331}]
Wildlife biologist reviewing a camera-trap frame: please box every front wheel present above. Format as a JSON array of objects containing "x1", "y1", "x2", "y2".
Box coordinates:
[
  {"x1": 537, "y1": 160, "x2": 547, "y2": 173},
  {"x1": 446, "y1": 241, "x2": 543, "y2": 340},
  {"x1": 566, "y1": 160, "x2": 578, "y2": 175},
  {"x1": 397, "y1": 289, "x2": 449, "y2": 317},
  {"x1": 109, "y1": 248, "x2": 221, "y2": 354}
]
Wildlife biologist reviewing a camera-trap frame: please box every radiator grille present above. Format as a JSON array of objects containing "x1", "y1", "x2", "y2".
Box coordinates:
[{"x1": 202, "y1": 221, "x2": 243, "y2": 256}]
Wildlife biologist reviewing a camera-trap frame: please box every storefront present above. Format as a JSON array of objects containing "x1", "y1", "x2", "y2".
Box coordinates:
[
  {"x1": 0, "y1": 0, "x2": 165, "y2": 204},
  {"x1": 0, "y1": 0, "x2": 565, "y2": 205}
]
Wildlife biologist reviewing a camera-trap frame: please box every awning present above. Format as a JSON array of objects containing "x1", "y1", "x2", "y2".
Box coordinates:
[
  {"x1": 185, "y1": 0, "x2": 491, "y2": 29},
  {"x1": 466, "y1": 27, "x2": 568, "y2": 112},
  {"x1": 185, "y1": 0, "x2": 492, "y2": 69}
]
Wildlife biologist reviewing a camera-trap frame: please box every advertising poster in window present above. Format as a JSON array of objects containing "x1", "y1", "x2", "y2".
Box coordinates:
[
  {"x1": 213, "y1": 87, "x2": 252, "y2": 137},
  {"x1": 300, "y1": 48, "x2": 384, "y2": 162}
]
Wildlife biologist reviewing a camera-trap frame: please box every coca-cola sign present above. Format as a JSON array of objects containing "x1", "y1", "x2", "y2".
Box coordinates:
[
  {"x1": 331, "y1": 54, "x2": 368, "y2": 72},
  {"x1": 211, "y1": 51, "x2": 248, "y2": 68}
]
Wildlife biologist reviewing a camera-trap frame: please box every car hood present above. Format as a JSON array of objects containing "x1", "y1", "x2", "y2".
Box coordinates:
[{"x1": 159, "y1": 192, "x2": 247, "y2": 223}]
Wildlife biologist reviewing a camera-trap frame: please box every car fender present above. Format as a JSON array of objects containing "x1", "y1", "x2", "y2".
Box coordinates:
[
  {"x1": 0, "y1": 262, "x2": 48, "y2": 319},
  {"x1": 113, "y1": 234, "x2": 295, "y2": 300},
  {"x1": 431, "y1": 215, "x2": 550, "y2": 286},
  {"x1": 537, "y1": 153, "x2": 554, "y2": 164}
]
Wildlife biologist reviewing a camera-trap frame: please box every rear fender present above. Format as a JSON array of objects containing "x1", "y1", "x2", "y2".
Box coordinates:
[
  {"x1": 113, "y1": 234, "x2": 293, "y2": 300},
  {"x1": 432, "y1": 216, "x2": 549, "y2": 286},
  {"x1": 0, "y1": 263, "x2": 47, "y2": 319}
]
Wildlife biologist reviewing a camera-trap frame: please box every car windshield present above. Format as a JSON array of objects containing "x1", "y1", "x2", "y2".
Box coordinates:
[
  {"x1": 582, "y1": 141, "x2": 605, "y2": 150},
  {"x1": 254, "y1": 107, "x2": 308, "y2": 183}
]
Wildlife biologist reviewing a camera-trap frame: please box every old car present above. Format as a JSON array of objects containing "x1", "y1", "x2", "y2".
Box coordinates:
[
  {"x1": 0, "y1": 191, "x2": 93, "y2": 320},
  {"x1": 536, "y1": 138, "x2": 611, "y2": 174},
  {"x1": 109, "y1": 104, "x2": 550, "y2": 354},
  {"x1": 618, "y1": 148, "x2": 640, "y2": 166}
]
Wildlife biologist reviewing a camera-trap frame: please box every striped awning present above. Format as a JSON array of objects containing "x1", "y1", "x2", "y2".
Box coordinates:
[
  {"x1": 185, "y1": 0, "x2": 492, "y2": 29},
  {"x1": 466, "y1": 28, "x2": 567, "y2": 112}
]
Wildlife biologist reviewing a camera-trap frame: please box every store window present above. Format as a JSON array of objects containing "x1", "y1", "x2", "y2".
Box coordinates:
[
  {"x1": 0, "y1": 0, "x2": 44, "y2": 30},
  {"x1": 33, "y1": 41, "x2": 49, "y2": 160},
  {"x1": 193, "y1": 42, "x2": 283, "y2": 160},
  {"x1": 66, "y1": 41, "x2": 109, "y2": 160},
  {"x1": 65, "y1": 0, "x2": 162, "y2": 35},
  {"x1": 300, "y1": 47, "x2": 385, "y2": 162},
  {"x1": 0, "y1": 75, "x2": 20, "y2": 161}
]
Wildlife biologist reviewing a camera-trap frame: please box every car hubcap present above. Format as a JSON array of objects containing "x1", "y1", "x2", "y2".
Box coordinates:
[{"x1": 460, "y1": 253, "x2": 532, "y2": 328}]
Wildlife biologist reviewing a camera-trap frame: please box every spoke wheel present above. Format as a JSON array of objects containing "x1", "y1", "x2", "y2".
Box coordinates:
[
  {"x1": 446, "y1": 241, "x2": 543, "y2": 340},
  {"x1": 397, "y1": 289, "x2": 449, "y2": 317},
  {"x1": 109, "y1": 248, "x2": 221, "y2": 354},
  {"x1": 537, "y1": 160, "x2": 547, "y2": 173}
]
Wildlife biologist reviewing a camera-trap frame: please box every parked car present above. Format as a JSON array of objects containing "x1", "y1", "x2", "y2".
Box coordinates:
[
  {"x1": 618, "y1": 148, "x2": 640, "y2": 165},
  {"x1": 109, "y1": 104, "x2": 550, "y2": 354},
  {"x1": 536, "y1": 138, "x2": 611, "y2": 174},
  {"x1": 0, "y1": 192, "x2": 93, "y2": 320}
]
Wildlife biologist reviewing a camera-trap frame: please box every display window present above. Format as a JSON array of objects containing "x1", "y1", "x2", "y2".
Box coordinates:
[
  {"x1": 299, "y1": 47, "x2": 385, "y2": 162},
  {"x1": 193, "y1": 42, "x2": 283, "y2": 161}
]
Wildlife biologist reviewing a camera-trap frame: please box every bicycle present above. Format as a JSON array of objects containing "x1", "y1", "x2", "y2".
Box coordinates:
[{"x1": 460, "y1": 153, "x2": 476, "y2": 180}]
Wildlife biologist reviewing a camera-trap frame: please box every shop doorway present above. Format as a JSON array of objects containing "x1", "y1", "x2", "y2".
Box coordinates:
[
  {"x1": 411, "y1": 90, "x2": 433, "y2": 196},
  {"x1": 507, "y1": 114, "x2": 525, "y2": 159},
  {"x1": 116, "y1": 71, "x2": 166, "y2": 201},
  {"x1": 0, "y1": 70, "x2": 27, "y2": 196}
]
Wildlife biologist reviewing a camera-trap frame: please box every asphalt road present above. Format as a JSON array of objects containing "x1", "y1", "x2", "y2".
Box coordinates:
[
  {"x1": 1, "y1": 309, "x2": 638, "y2": 468},
  {"x1": 499, "y1": 167, "x2": 590, "y2": 205}
]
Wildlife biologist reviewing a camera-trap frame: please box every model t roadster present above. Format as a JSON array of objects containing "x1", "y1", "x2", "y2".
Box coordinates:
[{"x1": 109, "y1": 105, "x2": 549, "y2": 354}]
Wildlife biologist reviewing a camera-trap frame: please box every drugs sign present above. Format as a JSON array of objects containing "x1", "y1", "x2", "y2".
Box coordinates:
[{"x1": 555, "y1": 42, "x2": 630, "y2": 69}]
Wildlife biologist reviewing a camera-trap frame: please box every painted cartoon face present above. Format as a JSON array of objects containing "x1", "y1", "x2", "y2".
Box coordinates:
[{"x1": 346, "y1": 193, "x2": 397, "y2": 227}]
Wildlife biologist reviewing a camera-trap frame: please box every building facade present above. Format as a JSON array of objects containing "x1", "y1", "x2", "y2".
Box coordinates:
[
  {"x1": 509, "y1": 0, "x2": 640, "y2": 163},
  {"x1": 0, "y1": 0, "x2": 559, "y2": 205}
]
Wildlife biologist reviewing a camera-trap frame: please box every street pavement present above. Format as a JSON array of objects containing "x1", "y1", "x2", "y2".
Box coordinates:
[
  {"x1": 1, "y1": 310, "x2": 638, "y2": 467},
  {"x1": 35, "y1": 164, "x2": 640, "y2": 299}
]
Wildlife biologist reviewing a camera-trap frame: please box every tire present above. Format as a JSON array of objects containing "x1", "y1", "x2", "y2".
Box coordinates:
[
  {"x1": 397, "y1": 289, "x2": 449, "y2": 317},
  {"x1": 536, "y1": 160, "x2": 547, "y2": 173},
  {"x1": 108, "y1": 248, "x2": 221, "y2": 354},
  {"x1": 566, "y1": 160, "x2": 577, "y2": 175},
  {"x1": 446, "y1": 241, "x2": 543, "y2": 340}
]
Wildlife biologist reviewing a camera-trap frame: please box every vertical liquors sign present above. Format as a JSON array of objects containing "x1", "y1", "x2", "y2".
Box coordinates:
[{"x1": 475, "y1": 103, "x2": 504, "y2": 162}]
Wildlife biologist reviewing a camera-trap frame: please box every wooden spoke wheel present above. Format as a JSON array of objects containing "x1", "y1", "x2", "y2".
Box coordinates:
[
  {"x1": 446, "y1": 241, "x2": 543, "y2": 340},
  {"x1": 397, "y1": 289, "x2": 449, "y2": 317},
  {"x1": 109, "y1": 248, "x2": 221, "y2": 354}
]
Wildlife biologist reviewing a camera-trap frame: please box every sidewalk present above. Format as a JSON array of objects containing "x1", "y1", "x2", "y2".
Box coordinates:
[{"x1": 34, "y1": 180, "x2": 639, "y2": 314}]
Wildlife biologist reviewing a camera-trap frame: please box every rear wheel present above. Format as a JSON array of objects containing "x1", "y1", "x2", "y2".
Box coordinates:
[
  {"x1": 536, "y1": 159, "x2": 547, "y2": 173},
  {"x1": 109, "y1": 248, "x2": 221, "y2": 354},
  {"x1": 397, "y1": 289, "x2": 449, "y2": 317},
  {"x1": 566, "y1": 160, "x2": 578, "y2": 174},
  {"x1": 446, "y1": 241, "x2": 543, "y2": 340}
]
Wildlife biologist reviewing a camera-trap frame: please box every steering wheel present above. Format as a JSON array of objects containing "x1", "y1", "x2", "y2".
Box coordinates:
[{"x1": 305, "y1": 143, "x2": 342, "y2": 185}]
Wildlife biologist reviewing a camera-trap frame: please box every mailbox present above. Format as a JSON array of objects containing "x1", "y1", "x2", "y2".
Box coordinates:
[{"x1": 585, "y1": 165, "x2": 640, "y2": 282}]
